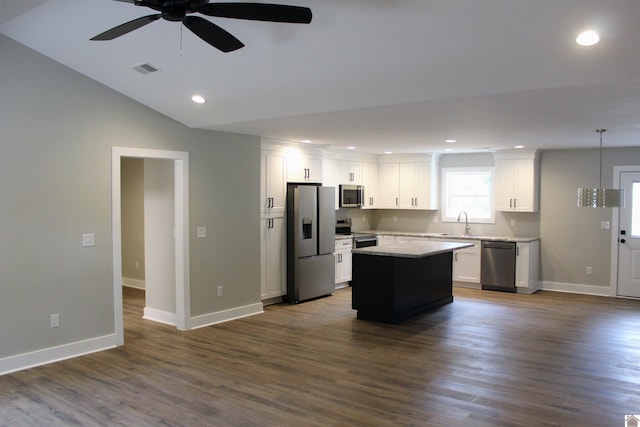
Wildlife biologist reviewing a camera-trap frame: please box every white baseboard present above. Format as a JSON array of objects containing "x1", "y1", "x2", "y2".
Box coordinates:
[
  {"x1": 122, "y1": 277, "x2": 145, "y2": 290},
  {"x1": 143, "y1": 307, "x2": 177, "y2": 326},
  {"x1": 0, "y1": 334, "x2": 118, "y2": 376},
  {"x1": 190, "y1": 302, "x2": 264, "y2": 330},
  {"x1": 541, "y1": 281, "x2": 613, "y2": 297}
]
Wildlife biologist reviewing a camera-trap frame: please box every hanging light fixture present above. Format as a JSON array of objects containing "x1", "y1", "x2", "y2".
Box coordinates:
[{"x1": 577, "y1": 129, "x2": 623, "y2": 208}]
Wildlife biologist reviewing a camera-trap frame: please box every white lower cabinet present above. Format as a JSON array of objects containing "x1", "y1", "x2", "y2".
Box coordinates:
[
  {"x1": 516, "y1": 240, "x2": 540, "y2": 292},
  {"x1": 261, "y1": 214, "x2": 286, "y2": 301},
  {"x1": 429, "y1": 237, "x2": 480, "y2": 286},
  {"x1": 452, "y1": 240, "x2": 481, "y2": 284},
  {"x1": 335, "y1": 238, "x2": 353, "y2": 287}
]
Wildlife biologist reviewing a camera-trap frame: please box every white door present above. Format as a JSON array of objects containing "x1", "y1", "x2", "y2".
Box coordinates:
[{"x1": 617, "y1": 171, "x2": 640, "y2": 297}]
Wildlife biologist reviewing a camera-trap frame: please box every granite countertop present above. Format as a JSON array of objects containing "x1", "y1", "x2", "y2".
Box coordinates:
[
  {"x1": 352, "y1": 241, "x2": 473, "y2": 258},
  {"x1": 361, "y1": 230, "x2": 539, "y2": 243}
]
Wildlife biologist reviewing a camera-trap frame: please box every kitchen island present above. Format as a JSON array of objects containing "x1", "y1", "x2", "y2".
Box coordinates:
[{"x1": 351, "y1": 241, "x2": 472, "y2": 323}]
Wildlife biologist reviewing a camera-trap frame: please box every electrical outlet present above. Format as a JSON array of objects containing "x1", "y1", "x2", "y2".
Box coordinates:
[
  {"x1": 217, "y1": 286, "x2": 223, "y2": 297},
  {"x1": 82, "y1": 233, "x2": 95, "y2": 247},
  {"x1": 510, "y1": 219, "x2": 517, "y2": 227},
  {"x1": 197, "y1": 226, "x2": 207, "y2": 238},
  {"x1": 135, "y1": 261, "x2": 140, "y2": 270},
  {"x1": 601, "y1": 221, "x2": 610, "y2": 230},
  {"x1": 586, "y1": 266, "x2": 593, "y2": 275},
  {"x1": 50, "y1": 313, "x2": 60, "y2": 328},
  {"x1": 433, "y1": 216, "x2": 439, "y2": 224},
  {"x1": 393, "y1": 215, "x2": 397, "y2": 223}
]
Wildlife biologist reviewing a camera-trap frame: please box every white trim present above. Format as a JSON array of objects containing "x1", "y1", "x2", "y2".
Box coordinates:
[
  {"x1": 143, "y1": 307, "x2": 177, "y2": 326},
  {"x1": 112, "y1": 147, "x2": 191, "y2": 339},
  {"x1": 541, "y1": 281, "x2": 614, "y2": 297},
  {"x1": 0, "y1": 334, "x2": 118, "y2": 376},
  {"x1": 122, "y1": 277, "x2": 145, "y2": 290},
  {"x1": 189, "y1": 303, "x2": 264, "y2": 330}
]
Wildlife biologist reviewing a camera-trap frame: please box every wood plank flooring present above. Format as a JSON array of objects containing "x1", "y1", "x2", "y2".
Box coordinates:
[{"x1": 2, "y1": 287, "x2": 640, "y2": 426}]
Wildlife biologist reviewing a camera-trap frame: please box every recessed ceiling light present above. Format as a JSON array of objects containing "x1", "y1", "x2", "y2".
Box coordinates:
[
  {"x1": 191, "y1": 95, "x2": 206, "y2": 104},
  {"x1": 576, "y1": 30, "x2": 600, "y2": 46},
  {"x1": 347, "y1": 146, "x2": 356, "y2": 150},
  {"x1": 301, "y1": 139, "x2": 311, "y2": 144},
  {"x1": 445, "y1": 139, "x2": 457, "y2": 143},
  {"x1": 514, "y1": 145, "x2": 524, "y2": 149},
  {"x1": 384, "y1": 151, "x2": 393, "y2": 155}
]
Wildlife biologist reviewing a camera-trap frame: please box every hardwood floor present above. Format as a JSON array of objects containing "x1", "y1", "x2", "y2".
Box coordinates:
[{"x1": 2, "y1": 286, "x2": 640, "y2": 426}]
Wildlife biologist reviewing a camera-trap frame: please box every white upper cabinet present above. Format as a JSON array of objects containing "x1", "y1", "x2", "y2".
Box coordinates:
[
  {"x1": 379, "y1": 155, "x2": 439, "y2": 210},
  {"x1": 322, "y1": 158, "x2": 340, "y2": 209},
  {"x1": 287, "y1": 152, "x2": 323, "y2": 183},
  {"x1": 260, "y1": 150, "x2": 286, "y2": 215},
  {"x1": 380, "y1": 163, "x2": 400, "y2": 208},
  {"x1": 361, "y1": 162, "x2": 379, "y2": 209},
  {"x1": 495, "y1": 150, "x2": 539, "y2": 212},
  {"x1": 338, "y1": 160, "x2": 362, "y2": 185}
]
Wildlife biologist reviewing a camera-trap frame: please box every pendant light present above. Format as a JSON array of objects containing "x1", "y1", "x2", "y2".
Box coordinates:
[{"x1": 577, "y1": 129, "x2": 623, "y2": 208}]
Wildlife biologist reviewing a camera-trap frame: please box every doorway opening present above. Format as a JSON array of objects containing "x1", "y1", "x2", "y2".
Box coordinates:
[{"x1": 111, "y1": 147, "x2": 190, "y2": 347}]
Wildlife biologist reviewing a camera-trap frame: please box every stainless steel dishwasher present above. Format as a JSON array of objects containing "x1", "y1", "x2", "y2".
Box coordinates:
[{"x1": 481, "y1": 240, "x2": 516, "y2": 292}]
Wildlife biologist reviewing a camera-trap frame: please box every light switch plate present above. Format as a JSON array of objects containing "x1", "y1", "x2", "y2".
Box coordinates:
[
  {"x1": 197, "y1": 227, "x2": 207, "y2": 238},
  {"x1": 82, "y1": 233, "x2": 95, "y2": 247},
  {"x1": 601, "y1": 221, "x2": 610, "y2": 230}
]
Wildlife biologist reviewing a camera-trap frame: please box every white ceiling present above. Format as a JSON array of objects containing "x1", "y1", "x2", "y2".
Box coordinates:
[{"x1": 2, "y1": 0, "x2": 640, "y2": 154}]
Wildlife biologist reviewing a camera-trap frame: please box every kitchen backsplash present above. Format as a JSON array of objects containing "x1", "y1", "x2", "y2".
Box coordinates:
[{"x1": 339, "y1": 208, "x2": 539, "y2": 237}]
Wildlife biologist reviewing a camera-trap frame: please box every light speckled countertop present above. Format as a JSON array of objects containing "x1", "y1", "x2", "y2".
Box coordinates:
[
  {"x1": 360, "y1": 230, "x2": 539, "y2": 243},
  {"x1": 352, "y1": 241, "x2": 473, "y2": 258}
]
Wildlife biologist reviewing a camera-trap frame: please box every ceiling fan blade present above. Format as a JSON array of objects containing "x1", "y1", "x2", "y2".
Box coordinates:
[
  {"x1": 90, "y1": 14, "x2": 161, "y2": 40},
  {"x1": 197, "y1": 3, "x2": 312, "y2": 24},
  {"x1": 183, "y1": 16, "x2": 245, "y2": 52}
]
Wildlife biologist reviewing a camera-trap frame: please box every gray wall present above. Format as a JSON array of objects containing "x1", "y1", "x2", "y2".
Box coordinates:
[
  {"x1": 539, "y1": 147, "x2": 640, "y2": 288},
  {"x1": 0, "y1": 34, "x2": 260, "y2": 359},
  {"x1": 121, "y1": 157, "x2": 145, "y2": 282}
]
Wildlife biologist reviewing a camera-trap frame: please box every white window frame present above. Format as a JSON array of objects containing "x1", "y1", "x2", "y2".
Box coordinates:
[{"x1": 441, "y1": 167, "x2": 495, "y2": 224}]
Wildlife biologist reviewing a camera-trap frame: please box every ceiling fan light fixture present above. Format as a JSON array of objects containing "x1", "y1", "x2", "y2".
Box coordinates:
[
  {"x1": 576, "y1": 30, "x2": 600, "y2": 46},
  {"x1": 577, "y1": 129, "x2": 624, "y2": 208}
]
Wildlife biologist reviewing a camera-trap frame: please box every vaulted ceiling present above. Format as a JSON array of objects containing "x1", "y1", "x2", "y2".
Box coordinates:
[{"x1": 2, "y1": 0, "x2": 640, "y2": 154}]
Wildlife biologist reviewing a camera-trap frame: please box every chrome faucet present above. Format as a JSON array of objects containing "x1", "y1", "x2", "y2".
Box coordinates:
[{"x1": 457, "y1": 211, "x2": 471, "y2": 235}]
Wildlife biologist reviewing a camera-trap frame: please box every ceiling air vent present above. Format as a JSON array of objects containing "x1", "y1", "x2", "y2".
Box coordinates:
[{"x1": 131, "y1": 63, "x2": 160, "y2": 75}]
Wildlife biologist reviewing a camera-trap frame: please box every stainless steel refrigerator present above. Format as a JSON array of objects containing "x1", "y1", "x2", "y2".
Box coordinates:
[{"x1": 286, "y1": 184, "x2": 336, "y2": 303}]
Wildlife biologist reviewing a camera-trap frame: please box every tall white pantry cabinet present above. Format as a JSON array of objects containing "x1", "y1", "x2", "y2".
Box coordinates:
[{"x1": 260, "y1": 149, "x2": 287, "y2": 300}]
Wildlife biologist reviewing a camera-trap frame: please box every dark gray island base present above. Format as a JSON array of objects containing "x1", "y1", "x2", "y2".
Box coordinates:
[{"x1": 351, "y1": 242, "x2": 472, "y2": 324}]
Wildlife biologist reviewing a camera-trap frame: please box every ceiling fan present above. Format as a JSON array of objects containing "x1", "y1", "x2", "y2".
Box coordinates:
[{"x1": 91, "y1": 0, "x2": 312, "y2": 52}]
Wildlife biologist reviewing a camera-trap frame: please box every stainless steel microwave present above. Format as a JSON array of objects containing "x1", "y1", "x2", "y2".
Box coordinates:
[{"x1": 339, "y1": 185, "x2": 364, "y2": 208}]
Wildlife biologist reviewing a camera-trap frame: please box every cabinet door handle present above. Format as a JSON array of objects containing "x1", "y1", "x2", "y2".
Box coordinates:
[
  {"x1": 370, "y1": 197, "x2": 373, "y2": 206},
  {"x1": 513, "y1": 198, "x2": 517, "y2": 208},
  {"x1": 396, "y1": 197, "x2": 398, "y2": 206},
  {"x1": 516, "y1": 246, "x2": 520, "y2": 256},
  {"x1": 415, "y1": 198, "x2": 418, "y2": 206},
  {"x1": 455, "y1": 252, "x2": 458, "y2": 262},
  {"x1": 270, "y1": 197, "x2": 274, "y2": 208}
]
